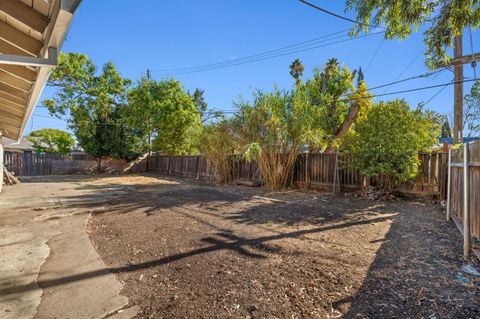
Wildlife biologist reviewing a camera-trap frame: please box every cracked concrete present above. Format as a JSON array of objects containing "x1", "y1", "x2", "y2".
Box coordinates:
[{"x1": 0, "y1": 176, "x2": 135, "y2": 319}]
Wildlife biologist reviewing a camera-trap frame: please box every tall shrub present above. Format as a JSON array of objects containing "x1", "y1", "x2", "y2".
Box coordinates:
[
  {"x1": 344, "y1": 99, "x2": 441, "y2": 190},
  {"x1": 199, "y1": 122, "x2": 236, "y2": 183},
  {"x1": 233, "y1": 88, "x2": 313, "y2": 190}
]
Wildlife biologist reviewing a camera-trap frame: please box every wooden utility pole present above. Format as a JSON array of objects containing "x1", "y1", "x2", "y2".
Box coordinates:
[
  {"x1": 453, "y1": 35, "x2": 464, "y2": 144},
  {"x1": 435, "y1": 35, "x2": 479, "y2": 144}
]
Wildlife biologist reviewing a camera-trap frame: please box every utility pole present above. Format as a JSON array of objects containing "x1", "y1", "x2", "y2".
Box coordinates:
[
  {"x1": 436, "y1": 35, "x2": 479, "y2": 144},
  {"x1": 146, "y1": 68, "x2": 152, "y2": 156},
  {"x1": 453, "y1": 35, "x2": 464, "y2": 144},
  {"x1": 146, "y1": 68, "x2": 152, "y2": 81}
]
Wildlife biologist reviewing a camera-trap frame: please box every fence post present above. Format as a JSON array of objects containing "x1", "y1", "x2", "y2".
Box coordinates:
[
  {"x1": 305, "y1": 153, "x2": 309, "y2": 186},
  {"x1": 446, "y1": 149, "x2": 452, "y2": 221},
  {"x1": 463, "y1": 143, "x2": 471, "y2": 257},
  {"x1": 196, "y1": 156, "x2": 200, "y2": 179},
  {"x1": 332, "y1": 151, "x2": 339, "y2": 194}
]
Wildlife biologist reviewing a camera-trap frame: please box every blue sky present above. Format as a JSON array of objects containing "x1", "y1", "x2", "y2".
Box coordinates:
[{"x1": 28, "y1": 0, "x2": 479, "y2": 135}]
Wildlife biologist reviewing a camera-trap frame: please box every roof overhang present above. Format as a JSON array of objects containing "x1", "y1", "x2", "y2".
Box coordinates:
[{"x1": 0, "y1": 0, "x2": 82, "y2": 140}]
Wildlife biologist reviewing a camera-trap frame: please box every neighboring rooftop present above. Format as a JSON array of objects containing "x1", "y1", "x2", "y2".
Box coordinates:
[
  {"x1": 2, "y1": 136, "x2": 33, "y2": 151},
  {"x1": 439, "y1": 136, "x2": 480, "y2": 144}
]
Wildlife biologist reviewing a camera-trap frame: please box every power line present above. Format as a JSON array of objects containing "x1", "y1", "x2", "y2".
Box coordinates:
[
  {"x1": 152, "y1": 31, "x2": 359, "y2": 75},
  {"x1": 153, "y1": 31, "x2": 385, "y2": 76},
  {"x1": 364, "y1": 69, "x2": 445, "y2": 93},
  {"x1": 364, "y1": 38, "x2": 385, "y2": 72},
  {"x1": 32, "y1": 114, "x2": 63, "y2": 120},
  {"x1": 382, "y1": 52, "x2": 422, "y2": 94},
  {"x1": 216, "y1": 78, "x2": 476, "y2": 114},
  {"x1": 298, "y1": 0, "x2": 384, "y2": 29},
  {"x1": 341, "y1": 78, "x2": 477, "y2": 102},
  {"x1": 153, "y1": 29, "x2": 350, "y2": 73},
  {"x1": 421, "y1": 82, "x2": 451, "y2": 107}
]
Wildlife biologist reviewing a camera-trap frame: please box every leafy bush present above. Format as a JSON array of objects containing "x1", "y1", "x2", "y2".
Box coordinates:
[{"x1": 344, "y1": 99, "x2": 441, "y2": 190}]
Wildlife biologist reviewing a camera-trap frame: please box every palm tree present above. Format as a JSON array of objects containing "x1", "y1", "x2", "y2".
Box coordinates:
[{"x1": 289, "y1": 59, "x2": 304, "y2": 86}]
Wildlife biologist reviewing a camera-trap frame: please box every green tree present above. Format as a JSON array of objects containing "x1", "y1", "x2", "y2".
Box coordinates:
[
  {"x1": 190, "y1": 88, "x2": 222, "y2": 123},
  {"x1": 298, "y1": 59, "x2": 372, "y2": 153},
  {"x1": 27, "y1": 128, "x2": 75, "y2": 154},
  {"x1": 441, "y1": 119, "x2": 453, "y2": 138},
  {"x1": 343, "y1": 99, "x2": 441, "y2": 190},
  {"x1": 43, "y1": 53, "x2": 146, "y2": 167},
  {"x1": 233, "y1": 88, "x2": 314, "y2": 190},
  {"x1": 345, "y1": 0, "x2": 480, "y2": 68},
  {"x1": 465, "y1": 80, "x2": 480, "y2": 134},
  {"x1": 126, "y1": 78, "x2": 202, "y2": 155}
]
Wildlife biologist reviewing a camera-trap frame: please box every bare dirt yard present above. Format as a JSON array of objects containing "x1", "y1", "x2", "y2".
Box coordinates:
[{"x1": 84, "y1": 174, "x2": 479, "y2": 318}]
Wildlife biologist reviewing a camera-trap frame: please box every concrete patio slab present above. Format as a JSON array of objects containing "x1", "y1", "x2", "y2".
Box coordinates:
[{"x1": 0, "y1": 177, "x2": 132, "y2": 319}]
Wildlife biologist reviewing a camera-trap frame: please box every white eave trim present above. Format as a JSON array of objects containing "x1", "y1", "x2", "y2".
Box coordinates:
[
  {"x1": 0, "y1": 47, "x2": 58, "y2": 67},
  {"x1": 16, "y1": 3, "x2": 78, "y2": 141}
]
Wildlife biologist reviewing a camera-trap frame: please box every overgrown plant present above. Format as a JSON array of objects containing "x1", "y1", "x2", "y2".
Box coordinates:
[
  {"x1": 233, "y1": 88, "x2": 313, "y2": 190},
  {"x1": 292, "y1": 58, "x2": 373, "y2": 153},
  {"x1": 199, "y1": 121, "x2": 236, "y2": 183},
  {"x1": 343, "y1": 99, "x2": 441, "y2": 190}
]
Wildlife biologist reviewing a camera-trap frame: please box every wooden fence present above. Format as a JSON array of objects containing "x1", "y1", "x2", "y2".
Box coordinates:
[
  {"x1": 447, "y1": 141, "x2": 480, "y2": 258},
  {"x1": 147, "y1": 155, "x2": 215, "y2": 180},
  {"x1": 146, "y1": 152, "x2": 447, "y2": 197},
  {"x1": 294, "y1": 153, "x2": 363, "y2": 191},
  {"x1": 5, "y1": 151, "x2": 447, "y2": 200},
  {"x1": 4, "y1": 152, "x2": 65, "y2": 176},
  {"x1": 146, "y1": 155, "x2": 262, "y2": 183},
  {"x1": 397, "y1": 153, "x2": 448, "y2": 198},
  {"x1": 3, "y1": 152, "x2": 132, "y2": 176}
]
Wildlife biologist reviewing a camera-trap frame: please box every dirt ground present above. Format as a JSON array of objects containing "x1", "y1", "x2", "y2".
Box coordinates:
[{"x1": 84, "y1": 174, "x2": 479, "y2": 319}]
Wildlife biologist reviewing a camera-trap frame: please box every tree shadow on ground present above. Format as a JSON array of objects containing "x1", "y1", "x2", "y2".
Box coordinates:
[
  {"x1": 0, "y1": 211, "x2": 392, "y2": 296},
  {"x1": 7, "y1": 174, "x2": 479, "y2": 317},
  {"x1": 335, "y1": 203, "x2": 480, "y2": 318}
]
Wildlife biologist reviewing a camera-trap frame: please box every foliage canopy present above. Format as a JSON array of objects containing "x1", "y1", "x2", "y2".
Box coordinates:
[
  {"x1": 300, "y1": 59, "x2": 372, "y2": 152},
  {"x1": 345, "y1": 0, "x2": 480, "y2": 68},
  {"x1": 27, "y1": 128, "x2": 75, "y2": 154},
  {"x1": 126, "y1": 77, "x2": 202, "y2": 155},
  {"x1": 343, "y1": 99, "x2": 441, "y2": 189},
  {"x1": 465, "y1": 80, "x2": 480, "y2": 135},
  {"x1": 44, "y1": 53, "x2": 145, "y2": 161}
]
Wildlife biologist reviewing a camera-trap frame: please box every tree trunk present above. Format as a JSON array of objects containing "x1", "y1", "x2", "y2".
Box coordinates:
[
  {"x1": 324, "y1": 101, "x2": 360, "y2": 154},
  {"x1": 362, "y1": 176, "x2": 370, "y2": 190}
]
